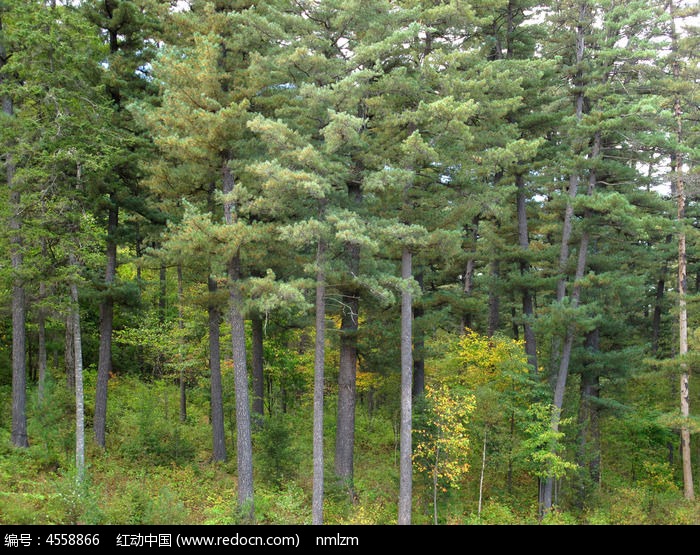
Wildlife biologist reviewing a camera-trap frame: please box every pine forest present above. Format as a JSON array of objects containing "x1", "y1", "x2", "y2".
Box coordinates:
[{"x1": 1, "y1": 0, "x2": 700, "y2": 526}]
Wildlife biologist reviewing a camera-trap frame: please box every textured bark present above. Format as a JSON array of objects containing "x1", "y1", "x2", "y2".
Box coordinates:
[
  {"x1": 3, "y1": 37, "x2": 28, "y2": 447},
  {"x1": 398, "y1": 247, "x2": 413, "y2": 525},
  {"x1": 70, "y1": 254, "x2": 85, "y2": 484},
  {"x1": 312, "y1": 235, "x2": 326, "y2": 525},
  {"x1": 251, "y1": 315, "x2": 264, "y2": 423},
  {"x1": 65, "y1": 315, "x2": 75, "y2": 391},
  {"x1": 223, "y1": 160, "x2": 254, "y2": 519},
  {"x1": 669, "y1": 1, "x2": 694, "y2": 499},
  {"x1": 335, "y1": 289, "x2": 358, "y2": 491},
  {"x1": 95, "y1": 203, "x2": 117, "y2": 448},
  {"x1": 208, "y1": 275, "x2": 226, "y2": 462},
  {"x1": 335, "y1": 179, "x2": 361, "y2": 495}
]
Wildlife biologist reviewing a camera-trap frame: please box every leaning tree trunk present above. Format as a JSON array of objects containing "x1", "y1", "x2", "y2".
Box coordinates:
[{"x1": 543, "y1": 6, "x2": 590, "y2": 514}]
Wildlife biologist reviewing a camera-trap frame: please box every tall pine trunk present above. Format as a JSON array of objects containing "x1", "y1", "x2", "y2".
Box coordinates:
[
  {"x1": 95, "y1": 203, "x2": 117, "y2": 448},
  {"x1": 668, "y1": 0, "x2": 694, "y2": 500},
  {"x1": 69, "y1": 253, "x2": 85, "y2": 485},
  {"x1": 2, "y1": 33, "x2": 28, "y2": 447},
  {"x1": 335, "y1": 179, "x2": 362, "y2": 496},
  {"x1": 398, "y1": 247, "x2": 413, "y2": 525},
  {"x1": 65, "y1": 315, "x2": 75, "y2": 391},
  {"x1": 543, "y1": 5, "x2": 589, "y2": 513},
  {"x1": 312, "y1": 229, "x2": 327, "y2": 525},
  {"x1": 223, "y1": 159, "x2": 254, "y2": 519}
]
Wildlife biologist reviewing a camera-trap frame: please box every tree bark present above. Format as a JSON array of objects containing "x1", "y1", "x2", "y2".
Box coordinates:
[
  {"x1": 69, "y1": 253, "x2": 85, "y2": 485},
  {"x1": 312, "y1": 232, "x2": 327, "y2": 525},
  {"x1": 65, "y1": 314, "x2": 75, "y2": 391},
  {"x1": 223, "y1": 159, "x2": 254, "y2": 519},
  {"x1": 335, "y1": 179, "x2": 361, "y2": 496},
  {"x1": 95, "y1": 203, "x2": 117, "y2": 448},
  {"x1": 398, "y1": 247, "x2": 413, "y2": 525},
  {"x1": 3, "y1": 56, "x2": 28, "y2": 448}
]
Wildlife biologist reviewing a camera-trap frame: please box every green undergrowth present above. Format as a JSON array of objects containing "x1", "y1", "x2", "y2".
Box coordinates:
[{"x1": 2, "y1": 375, "x2": 700, "y2": 524}]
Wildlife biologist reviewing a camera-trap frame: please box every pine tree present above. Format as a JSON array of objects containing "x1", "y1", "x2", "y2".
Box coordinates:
[{"x1": 83, "y1": 0, "x2": 166, "y2": 449}]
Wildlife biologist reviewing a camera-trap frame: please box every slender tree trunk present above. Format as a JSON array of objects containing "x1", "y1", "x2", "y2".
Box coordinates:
[
  {"x1": 543, "y1": 7, "x2": 592, "y2": 510},
  {"x1": 398, "y1": 247, "x2": 413, "y2": 525},
  {"x1": 251, "y1": 315, "x2": 264, "y2": 423},
  {"x1": 675, "y1": 98, "x2": 693, "y2": 501},
  {"x1": 95, "y1": 203, "x2": 117, "y2": 448},
  {"x1": 478, "y1": 429, "x2": 487, "y2": 518},
  {"x1": 177, "y1": 265, "x2": 186, "y2": 422},
  {"x1": 8, "y1": 152, "x2": 27, "y2": 447},
  {"x1": 432, "y1": 441, "x2": 439, "y2": 525},
  {"x1": 65, "y1": 315, "x2": 75, "y2": 391},
  {"x1": 223, "y1": 159, "x2": 254, "y2": 519},
  {"x1": 312, "y1": 231, "x2": 327, "y2": 525},
  {"x1": 70, "y1": 254, "x2": 85, "y2": 485},
  {"x1": 38, "y1": 280, "x2": 47, "y2": 404},
  {"x1": 208, "y1": 275, "x2": 226, "y2": 462},
  {"x1": 670, "y1": 1, "x2": 694, "y2": 499},
  {"x1": 3, "y1": 33, "x2": 28, "y2": 447}
]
